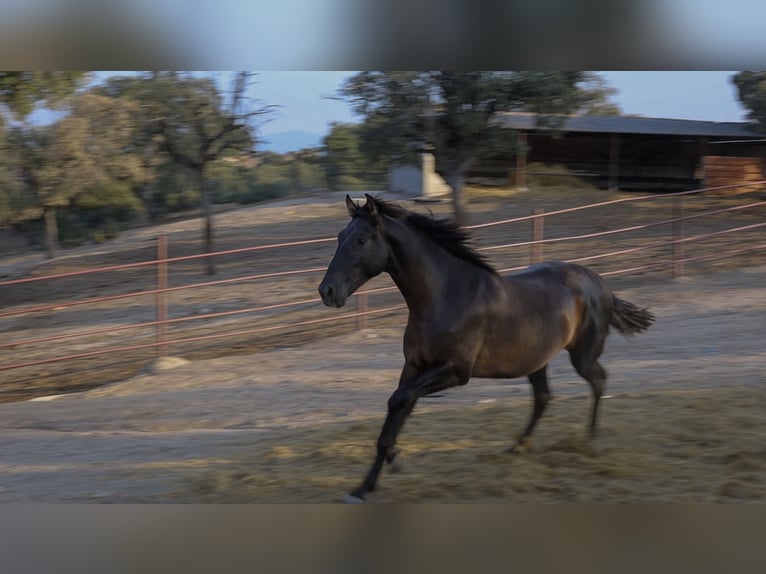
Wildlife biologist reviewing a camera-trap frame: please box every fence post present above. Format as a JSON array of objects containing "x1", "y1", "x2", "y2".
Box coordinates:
[
  {"x1": 672, "y1": 195, "x2": 684, "y2": 278},
  {"x1": 356, "y1": 292, "x2": 368, "y2": 330},
  {"x1": 531, "y1": 208, "x2": 544, "y2": 264},
  {"x1": 156, "y1": 235, "x2": 169, "y2": 356}
]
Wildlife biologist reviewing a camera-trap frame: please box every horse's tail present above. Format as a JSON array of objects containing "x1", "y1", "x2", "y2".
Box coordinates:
[{"x1": 610, "y1": 295, "x2": 654, "y2": 335}]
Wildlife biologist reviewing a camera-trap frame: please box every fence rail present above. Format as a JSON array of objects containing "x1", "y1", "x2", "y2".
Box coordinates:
[{"x1": 1, "y1": 181, "x2": 764, "y2": 382}]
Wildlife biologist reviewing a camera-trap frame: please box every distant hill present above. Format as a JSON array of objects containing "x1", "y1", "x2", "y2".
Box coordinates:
[{"x1": 259, "y1": 130, "x2": 323, "y2": 153}]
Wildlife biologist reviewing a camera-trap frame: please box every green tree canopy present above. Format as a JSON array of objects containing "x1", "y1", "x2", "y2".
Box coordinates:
[
  {"x1": 339, "y1": 71, "x2": 618, "y2": 223},
  {"x1": 6, "y1": 91, "x2": 141, "y2": 257},
  {"x1": 323, "y1": 122, "x2": 366, "y2": 190},
  {"x1": 96, "y1": 73, "x2": 172, "y2": 222},
  {"x1": 732, "y1": 71, "x2": 766, "y2": 132},
  {"x1": 0, "y1": 72, "x2": 90, "y2": 249},
  {"x1": 0, "y1": 72, "x2": 88, "y2": 123},
  {"x1": 153, "y1": 72, "x2": 273, "y2": 274}
]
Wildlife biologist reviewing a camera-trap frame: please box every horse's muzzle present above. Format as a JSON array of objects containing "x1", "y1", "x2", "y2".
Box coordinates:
[{"x1": 318, "y1": 280, "x2": 347, "y2": 308}]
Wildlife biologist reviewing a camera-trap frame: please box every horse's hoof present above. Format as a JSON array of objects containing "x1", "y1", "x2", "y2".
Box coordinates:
[
  {"x1": 507, "y1": 441, "x2": 531, "y2": 455},
  {"x1": 343, "y1": 494, "x2": 366, "y2": 504}
]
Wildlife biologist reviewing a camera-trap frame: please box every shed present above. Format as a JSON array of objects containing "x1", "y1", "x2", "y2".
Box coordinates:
[{"x1": 479, "y1": 112, "x2": 766, "y2": 192}]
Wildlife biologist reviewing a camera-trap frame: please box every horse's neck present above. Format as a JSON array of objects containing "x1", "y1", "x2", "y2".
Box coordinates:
[{"x1": 384, "y1": 220, "x2": 466, "y2": 312}]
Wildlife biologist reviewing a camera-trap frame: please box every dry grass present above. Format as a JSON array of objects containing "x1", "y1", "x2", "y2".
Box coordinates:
[{"x1": 183, "y1": 386, "x2": 766, "y2": 503}]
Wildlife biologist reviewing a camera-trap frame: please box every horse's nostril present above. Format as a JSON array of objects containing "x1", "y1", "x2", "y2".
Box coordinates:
[{"x1": 319, "y1": 283, "x2": 335, "y2": 301}]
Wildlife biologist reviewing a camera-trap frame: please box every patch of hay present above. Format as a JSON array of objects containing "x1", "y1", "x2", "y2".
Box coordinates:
[{"x1": 181, "y1": 386, "x2": 766, "y2": 503}]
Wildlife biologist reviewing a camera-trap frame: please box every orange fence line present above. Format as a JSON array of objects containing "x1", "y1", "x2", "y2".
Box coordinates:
[
  {"x1": 2, "y1": 182, "x2": 765, "y2": 374},
  {"x1": 6, "y1": 197, "x2": 761, "y2": 319},
  {"x1": 600, "y1": 242, "x2": 766, "y2": 277},
  {"x1": 2, "y1": 180, "x2": 763, "y2": 289},
  {"x1": 566, "y1": 221, "x2": 766, "y2": 265},
  {"x1": 0, "y1": 267, "x2": 327, "y2": 319},
  {"x1": 467, "y1": 181, "x2": 766, "y2": 230},
  {"x1": 22, "y1": 214, "x2": 761, "y2": 348},
  {"x1": 479, "y1": 200, "x2": 766, "y2": 252},
  {"x1": 0, "y1": 237, "x2": 335, "y2": 287},
  {"x1": 0, "y1": 304, "x2": 407, "y2": 372},
  {"x1": 0, "y1": 295, "x2": 327, "y2": 349}
]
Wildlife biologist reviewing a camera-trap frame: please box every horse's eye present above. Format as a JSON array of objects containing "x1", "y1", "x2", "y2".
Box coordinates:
[{"x1": 357, "y1": 237, "x2": 367, "y2": 246}]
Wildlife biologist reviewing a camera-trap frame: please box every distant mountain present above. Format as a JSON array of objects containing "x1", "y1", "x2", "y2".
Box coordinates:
[{"x1": 259, "y1": 130, "x2": 323, "y2": 153}]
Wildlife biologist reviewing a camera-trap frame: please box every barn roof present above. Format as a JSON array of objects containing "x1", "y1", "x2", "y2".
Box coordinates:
[{"x1": 494, "y1": 112, "x2": 762, "y2": 139}]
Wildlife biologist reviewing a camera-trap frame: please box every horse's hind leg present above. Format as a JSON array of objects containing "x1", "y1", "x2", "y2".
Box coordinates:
[
  {"x1": 508, "y1": 366, "x2": 551, "y2": 453},
  {"x1": 569, "y1": 346, "x2": 607, "y2": 437}
]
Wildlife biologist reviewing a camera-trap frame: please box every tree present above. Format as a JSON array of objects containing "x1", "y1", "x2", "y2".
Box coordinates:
[
  {"x1": 340, "y1": 71, "x2": 616, "y2": 224},
  {"x1": 155, "y1": 72, "x2": 273, "y2": 274},
  {"x1": 0, "y1": 125, "x2": 25, "y2": 227},
  {"x1": 732, "y1": 71, "x2": 766, "y2": 131},
  {"x1": 577, "y1": 75, "x2": 622, "y2": 117},
  {"x1": 96, "y1": 74, "x2": 171, "y2": 223},
  {"x1": 8, "y1": 92, "x2": 141, "y2": 257},
  {"x1": 0, "y1": 72, "x2": 88, "y2": 238},
  {"x1": 0, "y1": 72, "x2": 87, "y2": 124},
  {"x1": 323, "y1": 122, "x2": 366, "y2": 190}
]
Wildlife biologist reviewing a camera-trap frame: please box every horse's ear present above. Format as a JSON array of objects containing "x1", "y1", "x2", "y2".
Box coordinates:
[
  {"x1": 345, "y1": 194, "x2": 358, "y2": 218},
  {"x1": 364, "y1": 194, "x2": 378, "y2": 217},
  {"x1": 364, "y1": 194, "x2": 384, "y2": 229}
]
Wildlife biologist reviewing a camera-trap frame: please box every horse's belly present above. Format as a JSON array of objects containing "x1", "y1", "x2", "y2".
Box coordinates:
[
  {"x1": 471, "y1": 336, "x2": 564, "y2": 379},
  {"x1": 472, "y1": 355, "x2": 550, "y2": 379}
]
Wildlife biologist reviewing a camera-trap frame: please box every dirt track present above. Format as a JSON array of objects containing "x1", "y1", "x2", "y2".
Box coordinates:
[{"x1": 0, "y1": 265, "x2": 764, "y2": 502}]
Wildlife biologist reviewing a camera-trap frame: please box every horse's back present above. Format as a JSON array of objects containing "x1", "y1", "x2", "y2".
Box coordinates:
[
  {"x1": 504, "y1": 261, "x2": 611, "y2": 310},
  {"x1": 505, "y1": 261, "x2": 605, "y2": 289}
]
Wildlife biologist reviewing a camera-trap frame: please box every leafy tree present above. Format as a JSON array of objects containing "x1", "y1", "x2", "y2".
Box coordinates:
[
  {"x1": 732, "y1": 71, "x2": 766, "y2": 131},
  {"x1": 0, "y1": 72, "x2": 87, "y2": 123},
  {"x1": 96, "y1": 73, "x2": 171, "y2": 223},
  {"x1": 151, "y1": 160, "x2": 199, "y2": 215},
  {"x1": 290, "y1": 149, "x2": 326, "y2": 193},
  {"x1": 339, "y1": 71, "x2": 616, "y2": 224},
  {"x1": 0, "y1": 72, "x2": 88, "y2": 236},
  {"x1": 155, "y1": 72, "x2": 273, "y2": 274},
  {"x1": 8, "y1": 92, "x2": 141, "y2": 257},
  {"x1": 323, "y1": 122, "x2": 366, "y2": 190},
  {"x1": 0, "y1": 126, "x2": 25, "y2": 227},
  {"x1": 576, "y1": 75, "x2": 622, "y2": 117}
]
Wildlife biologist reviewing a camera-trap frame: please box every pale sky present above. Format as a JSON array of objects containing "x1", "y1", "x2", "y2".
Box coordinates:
[
  {"x1": 251, "y1": 71, "x2": 748, "y2": 137},
  {"x1": 598, "y1": 71, "x2": 747, "y2": 124},
  {"x1": 251, "y1": 71, "x2": 357, "y2": 136},
  {"x1": 33, "y1": 71, "x2": 750, "y2": 139}
]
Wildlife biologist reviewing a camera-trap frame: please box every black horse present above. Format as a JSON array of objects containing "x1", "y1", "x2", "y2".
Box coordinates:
[{"x1": 319, "y1": 194, "x2": 654, "y2": 502}]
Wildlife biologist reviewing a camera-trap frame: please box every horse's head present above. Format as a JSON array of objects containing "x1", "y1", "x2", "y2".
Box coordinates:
[{"x1": 318, "y1": 194, "x2": 390, "y2": 308}]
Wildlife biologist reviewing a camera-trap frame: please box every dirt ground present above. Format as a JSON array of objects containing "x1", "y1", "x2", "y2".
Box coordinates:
[
  {"x1": 0, "y1": 263, "x2": 764, "y2": 502},
  {"x1": 0, "y1": 187, "x2": 764, "y2": 501}
]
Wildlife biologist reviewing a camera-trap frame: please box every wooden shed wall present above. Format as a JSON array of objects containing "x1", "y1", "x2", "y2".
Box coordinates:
[{"x1": 469, "y1": 130, "x2": 766, "y2": 193}]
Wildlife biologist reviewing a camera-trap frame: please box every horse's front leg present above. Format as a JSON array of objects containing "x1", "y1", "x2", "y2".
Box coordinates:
[{"x1": 346, "y1": 362, "x2": 469, "y2": 503}]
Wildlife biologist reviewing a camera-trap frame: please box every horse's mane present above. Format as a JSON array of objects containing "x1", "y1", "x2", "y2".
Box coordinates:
[{"x1": 371, "y1": 197, "x2": 499, "y2": 275}]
